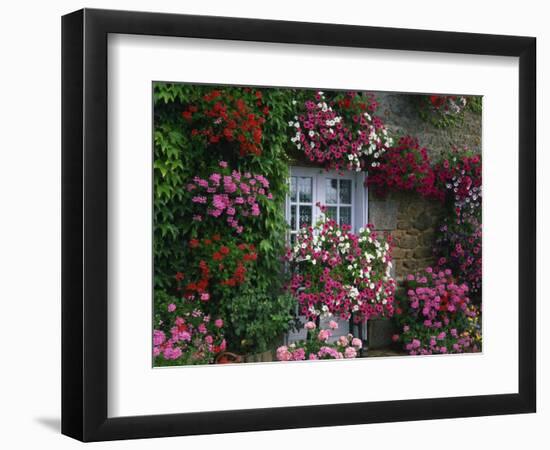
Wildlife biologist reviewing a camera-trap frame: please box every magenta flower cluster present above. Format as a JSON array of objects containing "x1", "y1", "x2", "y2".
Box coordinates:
[
  {"x1": 153, "y1": 303, "x2": 226, "y2": 365},
  {"x1": 187, "y1": 161, "x2": 272, "y2": 234},
  {"x1": 436, "y1": 217, "x2": 482, "y2": 294},
  {"x1": 289, "y1": 91, "x2": 393, "y2": 172},
  {"x1": 287, "y1": 215, "x2": 396, "y2": 323},
  {"x1": 276, "y1": 321, "x2": 361, "y2": 361},
  {"x1": 393, "y1": 267, "x2": 481, "y2": 356}
]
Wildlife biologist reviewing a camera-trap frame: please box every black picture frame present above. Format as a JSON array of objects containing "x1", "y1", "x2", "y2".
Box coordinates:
[{"x1": 62, "y1": 8, "x2": 536, "y2": 442}]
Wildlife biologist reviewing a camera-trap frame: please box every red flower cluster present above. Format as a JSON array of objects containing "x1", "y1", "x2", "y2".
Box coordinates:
[
  {"x1": 176, "y1": 236, "x2": 257, "y2": 301},
  {"x1": 367, "y1": 136, "x2": 443, "y2": 200},
  {"x1": 428, "y1": 95, "x2": 466, "y2": 113},
  {"x1": 182, "y1": 89, "x2": 268, "y2": 156}
]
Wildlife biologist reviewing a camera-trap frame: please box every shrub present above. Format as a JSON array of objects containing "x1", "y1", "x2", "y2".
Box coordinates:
[
  {"x1": 392, "y1": 267, "x2": 481, "y2": 355},
  {"x1": 224, "y1": 287, "x2": 296, "y2": 354},
  {"x1": 153, "y1": 293, "x2": 226, "y2": 366}
]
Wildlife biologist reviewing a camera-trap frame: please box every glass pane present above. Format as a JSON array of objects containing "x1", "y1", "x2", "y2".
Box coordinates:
[
  {"x1": 298, "y1": 177, "x2": 312, "y2": 203},
  {"x1": 290, "y1": 205, "x2": 296, "y2": 230},
  {"x1": 290, "y1": 233, "x2": 296, "y2": 246},
  {"x1": 326, "y1": 206, "x2": 337, "y2": 221},
  {"x1": 340, "y1": 179, "x2": 352, "y2": 204},
  {"x1": 339, "y1": 206, "x2": 352, "y2": 226},
  {"x1": 299, "y1": 205, "x2": 312, "y2": 228},
  {"x1": 325, "y1": 178, "x2": 338, "y2": 204},
  {"x1": 290, "y1": 177, "x2": 297, "y2": 202}
]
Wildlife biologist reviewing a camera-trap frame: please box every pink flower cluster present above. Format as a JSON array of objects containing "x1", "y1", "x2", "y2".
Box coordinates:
[
  {"x1": 287, "y1": 215, "x2": 396, "y2": 322},
  {"x1": 435, "y1": 147, "x2": 482, "y2": 218},
  {"x1": 276, "y1": 322, "x2": 362, "y2": 361},
  {"x1": 393, "y1": 267, "x2": 481, "y2": 356},
  {"x1": 436, "y1": 217, "x2": 482, "y2": 294},
  {"x1": 289, "y1": 91, "x2": 393, "y2": 171},
  {"x1": 187, "y1": 161, "x2": 272, "y2": 234},
  {"x1": 153, "y1": 304, "x2": 226, "y2": 365}
]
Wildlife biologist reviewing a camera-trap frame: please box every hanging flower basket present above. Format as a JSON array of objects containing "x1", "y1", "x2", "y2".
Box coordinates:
[{"x1": 288, "y1": 91, "x2": 393, "y2": 171}]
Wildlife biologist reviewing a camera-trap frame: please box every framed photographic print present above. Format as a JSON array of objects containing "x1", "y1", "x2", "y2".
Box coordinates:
[{"x1": 61, "y1": 8, "x2": 536, "y2": 442}]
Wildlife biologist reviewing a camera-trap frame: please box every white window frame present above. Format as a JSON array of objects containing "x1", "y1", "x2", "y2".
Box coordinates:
[
  {"x1": 285, "y1": 166, "x2": 369, "y2": 345},
  {"x1": 286, "y1": 166, "x2": 368, "y2": 235}
]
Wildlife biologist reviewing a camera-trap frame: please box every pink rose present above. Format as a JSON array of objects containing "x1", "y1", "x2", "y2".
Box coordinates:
[
  {"x1": 200, "y1": 293, "x2": 210, "y2": 301},
  {"x1": 214, "y1": 318, "x2": 224, "y2": 328},
  {"x1": 167, "y1": 303, "x2": 176, "y2": 312},
  {"x1": 344, "y1": 347, "x2": 357, "y2": 358},
  {"x1": 328, "y1": 320, "x2": 339, "y2": 330},
  {"x1": 351, "y1": 338, "x2": 362, "y2": 349},
  {"x1": 304, "y1": 321, "x2": 316, "y2": 331}
]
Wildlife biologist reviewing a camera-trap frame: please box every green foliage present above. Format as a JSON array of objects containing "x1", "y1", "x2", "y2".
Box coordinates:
[
  {"x1": 224, "y1": 285, "x2": 297, "y2": 354},
  {"x1": 153, "y1": 82, "x2": 304, "y2": 354},
  {"x1": 466, "y1": 95, "x2": 483, "y2": 114},
  {"x1": 153, "y1": 83, "x2": 296, "y2": 292}
]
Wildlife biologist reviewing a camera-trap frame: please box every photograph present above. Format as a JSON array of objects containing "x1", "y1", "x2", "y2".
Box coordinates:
[{"x1": 152, "y1": 83, "x2": 483, "y2": 367}]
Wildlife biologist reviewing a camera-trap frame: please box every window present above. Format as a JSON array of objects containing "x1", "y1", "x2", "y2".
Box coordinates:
[
  {"x1": 286, "y1": 166, "x2": 367, "y2": 236},
  {"x1": 285, "y1": 166, "x2": 369, "y2": 344}
]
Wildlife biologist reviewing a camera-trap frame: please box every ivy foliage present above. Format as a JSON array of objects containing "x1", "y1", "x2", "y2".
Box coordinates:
[
  {"x1": 415, "y1": 94, "x2": 482, "y2": 128},
  {"x1": 153, "y1": 83, "x2": 306, "y2": 353}
]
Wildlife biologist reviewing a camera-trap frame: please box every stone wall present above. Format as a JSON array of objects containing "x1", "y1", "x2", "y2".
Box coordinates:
[
  {"x1": 368, "y1": 93, "x2": 482, "y2": 281},
  {"x1": 370, "y1": 192, "x2": 443, "y2": 281}
]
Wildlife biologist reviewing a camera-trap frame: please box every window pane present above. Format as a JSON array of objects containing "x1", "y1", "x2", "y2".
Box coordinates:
[
  {"x1": 298, "y1": 177, "x2": 312, "y2": 203},
  {"x1": 339, "y1": 206, "x2": 352, "y2": 226},
  {"x1": 290, "y1": 177, "x2": 297, "y2": 202},
  {"x1": 326, "y1": 206, "x2": 337, "y2": 221},
  {"x1": 340, "y1": 179, "x2": 352, "y2": 204},
  {"x1": 325, "y1": 178, "x2": 338, "y2": 204},
  {"x1": 290, "y1": 233, "x2": 296, "y2": 246},
  {"x1": 299, "y1": 205, "x2": 312, "y2": 228},
  {"x1": 290, "y1": 205, "x2": 296, "y2": 230}
]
